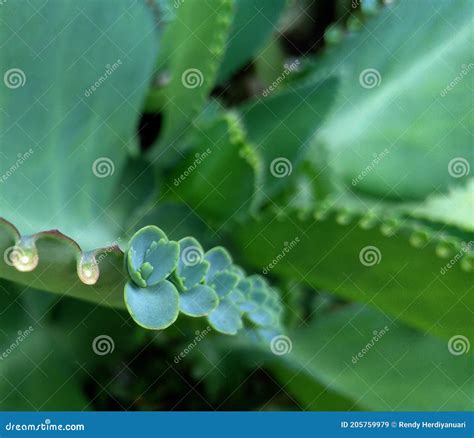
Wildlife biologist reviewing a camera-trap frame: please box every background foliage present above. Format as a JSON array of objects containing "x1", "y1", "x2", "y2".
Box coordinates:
[{"x1": 0, "y1": 0, "x2": 472, "y2": 411}]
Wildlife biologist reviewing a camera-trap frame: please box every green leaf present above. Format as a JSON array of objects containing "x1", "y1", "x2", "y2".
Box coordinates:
[
  {"x1": 127, "y1": 226, "x2": 179, "y2": 288},
  {"x1": 149, "y1": 0, "x2": 234, "y2": 160},
  {"x1": 209, "y1": 271, "x2": 239, "y2": 298},
  {"x1": 309, "y1": 0, "x2": 473, "y2": 200},
  {"x1": 204, "y1": 247, "x2": 233, "y2": 282},
  {"x1": 208, "y1": 297, "x2": 243, "y2": 335},
  {"x1": 234, "y1": 207, "x2": 473, "y2": 339},
  {"x1": 280, "y1": 305, "x2": 473, "y2": 410},
  {"x1": 404, "y1": 179, "x2": 474, "y2": 232},
  {"x1": 0, "y1": 220, "x2": 125, "y2": 308},
  {"x1": 179, "y1": 285, "x2": 219, "y2": 317},
  {"x1": 176, "y1": 237, "x2": 210, "y2": 289},
  {"x1": 124, "y1": 280, "x2": 179, "y2": 330},
  {"x1": 238, "y1": 77, "x2": 338, "y2": 205},
  {"x1": 216, "y1": 0, "x2": 287, "y2": 83},
  {"x1": 170, "y1": 112, "x2": 261, "y2": 222},
  {"x1": 0, "y1": 0, "x2": 157, "y2": 250}
]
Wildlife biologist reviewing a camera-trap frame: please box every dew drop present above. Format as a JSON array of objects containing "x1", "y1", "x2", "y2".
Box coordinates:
[
  {"x1": 12, "y1": 236, "x2": 39, "y2": 272},
  {"x1": 77, "y1": 252, "x2": 100, "y2": 285}
]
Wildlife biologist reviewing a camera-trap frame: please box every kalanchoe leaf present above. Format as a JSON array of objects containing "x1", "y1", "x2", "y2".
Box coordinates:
[
  {"x1": 179, "y1": 285, "x2": 218, "y2": 317},
  {"x1": 249, "y1": 275, "x2": 269, "y2": 289},
  {"x1": 247, "y1": 307, "x2": 275, "y2": 327},
  {"x1": 120, "y1": 225, "x2": 284, "y2": 336},
  {"x1": 204, "y1": 247, "x2": 232, "y2": 282},
  {"x1": 208, "y1": 298, "x2": 243, "y2": 335},
  {"x1": 176, "y1": 237, "x2": 210, "y2": 289},
  {"x1": 209, "y1": 270, "x2": 239, "y2": 298},
  {"x1": 124, "y1": 280, "x2": 180, "y2": 330},
  {"x1": 255, "y1": 327, "x2": 282, "y2": 343},
  {"x1": 229, "y1": 265, "x2": 246, "y2": 277},
  {"x1": 127, "y1": 226, "x2": 179, "y2": 287},
  {"x1": 250, "y1": 289, "x2": 268, "y2": 305},
  {"x1": 227, "y1": 288, "x2": 245, "y2": 305}
]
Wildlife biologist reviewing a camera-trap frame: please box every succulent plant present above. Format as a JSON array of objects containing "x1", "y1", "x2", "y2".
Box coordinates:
[{"x1": 0, "y1": 0, "x2": 472, "y2": 411}]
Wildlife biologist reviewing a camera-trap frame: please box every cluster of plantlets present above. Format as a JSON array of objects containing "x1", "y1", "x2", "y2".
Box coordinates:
[{"x1": 125, "y1": 226, "x2": 283, "y2": 336}]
